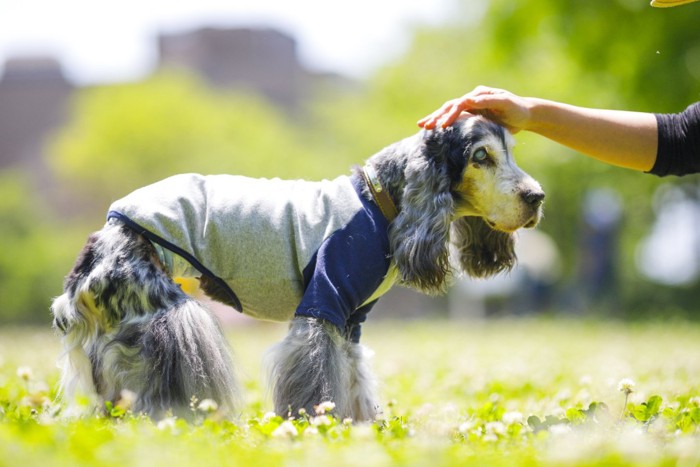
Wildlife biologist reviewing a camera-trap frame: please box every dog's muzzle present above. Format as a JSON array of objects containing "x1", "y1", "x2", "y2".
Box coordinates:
[
  {"x1": 521, "y1": 190, "x2": 545, "y2": 208},
  {"x1": 521, "y1": 189, "x2": 545, "y2": 228}
]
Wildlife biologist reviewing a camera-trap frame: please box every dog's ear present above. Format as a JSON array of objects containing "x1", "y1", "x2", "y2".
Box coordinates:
[
  {"x1": 390, "y1": 128, "x2": 465, "y2": 295},
  {"x1": 450, "y1": 216, "x2": 516, "y2": 278}
]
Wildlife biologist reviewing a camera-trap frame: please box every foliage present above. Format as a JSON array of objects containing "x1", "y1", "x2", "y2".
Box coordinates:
[
  {"x1": 4, "y1": 0, "x2": 700, "y2": 322},
  {"x1": 0, "y1": 172, "x2": 84, "y2": 323},
  {"x1": 348, "y1": 0, "x2": 700, "y2": 308},
  {"x1": 49, "y1": 72, "x2": 363, "y2": 211},
  {"x1": 1, "y1": 320, "x2": 700, "y2": 466}
]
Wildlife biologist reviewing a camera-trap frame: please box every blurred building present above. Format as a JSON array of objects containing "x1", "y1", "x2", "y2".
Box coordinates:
[
  {"x1": 0, "y1": 57, "x2": 73, "y2": 176},
  {"x1": 159, "y1": 27, "x2": 304, "y2": 111},
  {"x1": 0, "y1": 26, "x2": 348, "y2": 199}
]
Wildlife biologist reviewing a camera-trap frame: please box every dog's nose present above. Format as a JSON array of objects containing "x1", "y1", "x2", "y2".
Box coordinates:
[{"x1": 521, "y1": 190, "x2": 545, "y2": 207}]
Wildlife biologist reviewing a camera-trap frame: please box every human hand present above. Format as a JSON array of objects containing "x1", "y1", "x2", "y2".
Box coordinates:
[{"x1": 417, "y1": 86, "x2": 532, "y2": 134}]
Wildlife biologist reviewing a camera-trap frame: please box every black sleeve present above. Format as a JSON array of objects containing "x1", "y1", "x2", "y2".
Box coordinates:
[{"x1": 650, "y1": 102, "x2": 700, "y2": 177}]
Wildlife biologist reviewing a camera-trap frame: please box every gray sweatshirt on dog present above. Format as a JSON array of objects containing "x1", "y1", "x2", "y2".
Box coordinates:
[{"x1": 107, "y1": 173, "x2": 395, "y2": 338}]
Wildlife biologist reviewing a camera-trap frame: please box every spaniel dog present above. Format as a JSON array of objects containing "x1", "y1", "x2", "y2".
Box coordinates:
[{"x1": 51, "y1": 115, "x2": 544, "y2": 421}]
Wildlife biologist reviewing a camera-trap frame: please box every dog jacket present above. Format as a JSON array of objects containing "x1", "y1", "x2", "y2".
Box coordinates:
[{"x1": 107, "y1": 173, "x2": 395, "y2": 341}]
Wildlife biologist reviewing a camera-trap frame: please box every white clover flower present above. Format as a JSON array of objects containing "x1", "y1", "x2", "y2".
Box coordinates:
[
  {"x1": 189, "y1": 395, "x2": 199, "y2": 411},
  {"x1": 311, "y1": 415, "x2": 332, "y2": 427},
  {"x1": 33, "y1": 381, "x2": 49, "y2": 394},
  {"x1": 197, "y1": 398, "x2": 219, "y2": 413},
  {"x1": 351, "y1": 423, "x2": 375, "y2": 440},
  {"x1": 485, "y1": 421, "x2": 506, "y2": 437},
  {"x1": 502, "y1": 411, "x2": 524, "y2": 425},
  {"x1": 617, "y1": 378, "x2": 636, "y2": 395},
  {"x1": 458, "y1": 420, "x2": 477, "y2": 434},
  {"x1": 157, "y1": 417, "x2": 178, "y2": 431},
  {"x1": 577, "y1": 389, "x2": 592, "y2": 406},
  {"x1": 555, "y1": 389, "x2": 572, "y2": 402},
  {"x1": 117, "y1": 389, "x2": 137, "y2": 410},
  {"x1": 314, "y1": 401, "x2": 336, "y2": 415},
  {"x1": 271, "y1": 420, "x2": 298, "y2": 438},
  {"x1": 548, "y1": 424, "x2": 572, "y2": 436},
  {"x1": 689, "y1": 397, "x2": 700, "y2": 407},
  {"x1": 16, "y1": 366, "x2": 33, "y2": 381},
  {"x1": 262, "y1": 411, "x2": 278, "y2": 423},
  {"x1": 20, "y1": 394, "x2": 50, "y2": 409}
]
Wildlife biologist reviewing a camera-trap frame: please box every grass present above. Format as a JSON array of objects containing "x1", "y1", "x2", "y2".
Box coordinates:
[{"x1": 1, "y1": 318, "x2": 700, "y2": 466}]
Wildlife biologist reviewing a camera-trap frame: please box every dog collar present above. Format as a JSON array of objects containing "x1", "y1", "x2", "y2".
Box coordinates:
[{"x1": 362, "y1": 164, "x2": 398, "y2": 222}]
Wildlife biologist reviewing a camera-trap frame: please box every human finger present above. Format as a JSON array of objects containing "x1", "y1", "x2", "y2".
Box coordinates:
[
  {"x1": 437, "y1": 105, "x2": 466, "y2": 128},
  {"x1": 417, "y1": 102, "x2": 457, "y2": 129}
]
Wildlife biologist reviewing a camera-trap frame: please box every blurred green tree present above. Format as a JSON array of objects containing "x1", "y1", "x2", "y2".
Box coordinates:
[
  {"x1": 0, "y1": 172, "x2": 85, "y2": 323},
  {"x1": 39, "y1": 0, "x2": 700, "y2": 320},
  {"x1": 49, "y1": 72, "x2": 362, "y2": 209},
  {"x1": 325, "y1": 0, "x2": 700, "y2": 314}
]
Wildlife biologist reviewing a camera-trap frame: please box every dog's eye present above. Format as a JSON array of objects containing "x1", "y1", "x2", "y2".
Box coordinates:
[{"x1": 473, "y1": 148, "x2": 489, "y2": 162}]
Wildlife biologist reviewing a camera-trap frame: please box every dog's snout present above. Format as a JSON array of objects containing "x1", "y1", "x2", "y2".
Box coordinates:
[{"x1": 521, "y1": 190, "x2": 545, "y2": 207}]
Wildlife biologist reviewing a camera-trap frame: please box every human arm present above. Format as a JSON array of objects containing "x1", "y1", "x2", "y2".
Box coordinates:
[{"x1": 417, "y1": 86, "x2": 658, "y2": 172}]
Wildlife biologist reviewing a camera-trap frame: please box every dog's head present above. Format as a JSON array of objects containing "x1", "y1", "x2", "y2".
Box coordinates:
[
  {"x1": 450, "y1": 116, "x2": 544, "y2": 232},
  {"x1": 386, "y1": 115, "x2": 544, "y2": 294}
]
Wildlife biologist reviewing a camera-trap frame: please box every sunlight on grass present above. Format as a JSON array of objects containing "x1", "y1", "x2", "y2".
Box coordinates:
[{"x1": 1, "y1": 319, "x2": 699, "y2": 466}]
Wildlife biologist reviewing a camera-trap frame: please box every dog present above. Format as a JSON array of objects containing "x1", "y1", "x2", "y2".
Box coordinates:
[{"x1": 51, "y1": 115, "x2": 544, "y2": 421}]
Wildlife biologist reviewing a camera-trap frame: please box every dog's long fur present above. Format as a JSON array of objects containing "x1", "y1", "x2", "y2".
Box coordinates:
[
  {"x1": 52, "y1": 116, "x2": 543, "y2": 421},
  {"x1": 52, "y1": 222, "x2": 239, "y2": 419}
]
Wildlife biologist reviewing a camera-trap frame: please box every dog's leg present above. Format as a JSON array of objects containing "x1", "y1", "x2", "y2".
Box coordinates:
[
  {"x1": 51, "y1": 292, "x2": 100, "y2": 413},
  {"x1": 52, "y1": 232, "x2": 106, "y2": 411},
  {"x1": 136, "y1": 299, "x2": 240, "y2": 419},
  {"x1": 268, "y1": 316, "x2": 352, "y2": 419},
  {"x1": 52, "y1": 221, "x2": 239, "y2": 419},
  {"x1": 347, "y1": 342, "x2": 379, "y2": 422}
]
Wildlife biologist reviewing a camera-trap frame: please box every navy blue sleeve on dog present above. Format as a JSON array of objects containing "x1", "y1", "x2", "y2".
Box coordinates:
[
  {"x1": 294, "y1": 177, "x2": 392, "y2": 342},
  {"x1": 345, "y1": 301, "x2": 376, "y2": 343}
]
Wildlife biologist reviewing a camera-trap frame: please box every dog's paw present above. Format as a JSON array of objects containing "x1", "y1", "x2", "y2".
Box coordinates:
[{"x1": 51, "y1": 293, "x2": 77, "y2": 334}]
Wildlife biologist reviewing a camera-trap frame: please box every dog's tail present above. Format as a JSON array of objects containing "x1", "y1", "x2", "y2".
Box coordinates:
[
  {"x1": 52, "y1": 222, "x2": 239, "y2": 420},
  {"x1": 138, "y1": 297, "x2": 240, "y2": 419}
]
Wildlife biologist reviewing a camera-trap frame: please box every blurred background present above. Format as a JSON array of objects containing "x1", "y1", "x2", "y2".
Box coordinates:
[{"x1": 1, "y1": 0, "x2": 700, "y2": 325}]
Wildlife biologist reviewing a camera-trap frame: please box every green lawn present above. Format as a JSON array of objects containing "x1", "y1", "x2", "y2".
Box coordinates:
[{"x1": 1, "y1": 319, "x2": 699, "y2": 466}]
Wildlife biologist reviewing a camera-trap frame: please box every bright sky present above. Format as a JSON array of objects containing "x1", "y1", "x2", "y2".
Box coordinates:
[{"x1": 0, "y1": 0, "x2": 455, "y2": 85}]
